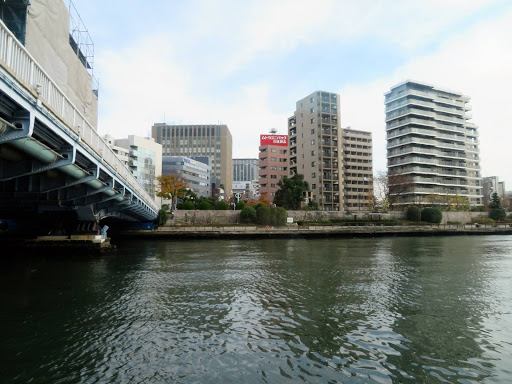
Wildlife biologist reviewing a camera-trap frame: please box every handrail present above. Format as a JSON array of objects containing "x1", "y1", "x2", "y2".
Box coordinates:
[{"x1": 0, "y1": 20, "x2": 157, "y2": 212}]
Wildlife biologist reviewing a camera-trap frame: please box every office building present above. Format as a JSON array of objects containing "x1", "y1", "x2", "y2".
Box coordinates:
[
  {"x1": 259, "y1": 132, "x2": 288, "y2": 202},
  {"x1": 385, "y1": 80, "x2": 483, "y2": 206},
  {"x1": 162, "y1": 156, "x2": 211, "y2": 197},
  {"x1": 482, "y1": 176, "x2": 506, "y2": 206},
  {"x1": 152, "y1": 124, "x2": 233, "y2": 197},
  {"x1": 288, "y1": 91, "x2": 343, "y2": 211},
  {"x1": 233, "y1": 158, "x2": 259, "y2": 199},
  {"x1": 107, "y1": 135, "x2": 162, "y2": 200},
  {"x1": 341, "y1": 127, "x2": 373, "y2": 210}
]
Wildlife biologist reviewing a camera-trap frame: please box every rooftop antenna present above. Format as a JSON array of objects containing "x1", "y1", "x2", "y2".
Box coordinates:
[{"x1": 270, "y1": 128, "x2": 278, "y2": 134}]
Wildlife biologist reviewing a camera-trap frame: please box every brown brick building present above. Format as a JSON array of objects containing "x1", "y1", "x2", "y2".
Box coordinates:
[{"x1": 259, "y1": 133, "x2": 289, "y2": 202}]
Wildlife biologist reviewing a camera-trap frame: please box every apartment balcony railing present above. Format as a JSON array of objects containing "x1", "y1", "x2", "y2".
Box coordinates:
[
  {"x1": 387, "y1": 137, "x2": 466, "y2": 150},
  {"x1": 0, "y1": 19, "x2": 157, "y2": 209},
  {"x1": 388, "y1": 146, "x2": 466, "y2": 158}
]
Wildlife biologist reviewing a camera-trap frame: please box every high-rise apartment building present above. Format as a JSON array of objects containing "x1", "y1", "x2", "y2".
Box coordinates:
[
  {"x1": 259, "y1": 133, "x2": 289, "y2": 202},
  {"x1": 341, "y1": 127, "x2": 373, "y2": 210},
  {"x1": 385, "y1": 80, "x2": 482, "y2": 206},
  {"x1": 151, "y1": 124, "x2": 233, "y2": 196},
  {"x1": 288, "y1": 91, "x2": 343, "y2": 211}
]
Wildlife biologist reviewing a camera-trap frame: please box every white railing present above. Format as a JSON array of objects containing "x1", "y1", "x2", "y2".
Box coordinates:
[{"x1": 0, "y1": 20, "x2": 157, "y2": 212}]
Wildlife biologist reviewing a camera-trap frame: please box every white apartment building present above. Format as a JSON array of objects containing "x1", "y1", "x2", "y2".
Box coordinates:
[{"x1": 385, "y1": 80, "x2": 483, "y2": 206}]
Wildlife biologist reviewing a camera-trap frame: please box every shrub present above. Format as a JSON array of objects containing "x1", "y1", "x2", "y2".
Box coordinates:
[
  {"x1": 256, "y1": 206, "x2": 271, "y2": 225},
  {"x1": 472, "y1": 216, "x2": 495, "y2": 224},
  {"x1": 421, "y1": 207, "x2": 443, "y2": 223},
  {"x1": 215, "y1": 201, "x2": 229, "y2": 210},
  {"x1": 157, "y1": 208, "x2": 168, "y2": 226},
  {"x1": 446, "y1": 221, "x2": 462, "y2": 225},
  {"x1": 182, "y1": 201, "x2": 195, "y2": 210},
  {"x1": 198, "y1": 201, "x2": 212, "y2": 210},
  {"x1": 236, "y1": 201, "x2": 246, "y2": 210},
  {"x1": 470, "y1": 206, "x2": 486, "y2": 212},
  {"x1": 240, "y1": 206, "x2": 257, "y2": 223},
  {"x1": 271, "y1": 207, "x2": 287, "y2": 226},
  {"x1": 406, "y1": 206, "x2": 421, "y2": 222},
  {"x1": 253, "y1": 203, "x2": 264, "y2": 211},
  {"x1": 489, "y1": 208, "x2": 506, "y2": 221}
]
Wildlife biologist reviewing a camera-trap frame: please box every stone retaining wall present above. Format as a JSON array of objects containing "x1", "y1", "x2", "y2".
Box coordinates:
[{"x1": 166, "y1": 209, "x2": 491, "y2": 226}]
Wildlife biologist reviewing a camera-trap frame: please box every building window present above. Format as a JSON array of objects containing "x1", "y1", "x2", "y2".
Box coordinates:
[
  {"x1": 310, "y1": 107, "x2": 315, "y2": 113},
  {"x1": 311, "y1": 128, "x2": 315, "y2": 134},
  {"x1": 279, "y1": 149, "x2": 287, "y2": 154},
  {"x1": 312, "y1": 184, "x2": 316, "y2": 189},
  {"x1": 312, "y1": 173, "x2": 316, "y2": 178},
  {"x1": 311, "y1": 150, "x2": 316, "y2": 156},
  {"x1": 271, "y1": 157, "x2": 277, "y2": 161},
  {"x1": 311, "y1": 161, "x2": 316, "y2": 167},
  {"x1": 311, "y1": 140, "x2": 315, "y2": 145},
  {"x1": 270, "y1": 149, "x2": 277, "y2": 153},
  {"x1": 271, "y1": 175, "x2": 277, "y2": 179},
  {"x1": 310, "y1": 97, "x2": 314, "y2": 103}
]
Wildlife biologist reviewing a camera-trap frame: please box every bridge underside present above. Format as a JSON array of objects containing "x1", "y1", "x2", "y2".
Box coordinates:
[{"x1": 0, "y1": 70, "x2": 157, "y2": 233}]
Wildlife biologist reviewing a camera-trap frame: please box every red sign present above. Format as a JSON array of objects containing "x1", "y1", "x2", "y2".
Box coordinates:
[{"x1": 260, "y1": 134, "x2": 288, "y2": 146}]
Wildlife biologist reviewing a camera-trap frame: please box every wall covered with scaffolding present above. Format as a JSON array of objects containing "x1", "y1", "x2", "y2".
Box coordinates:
[{"x1": 24, "y1": 0, "x2": 98, "y2": 128}]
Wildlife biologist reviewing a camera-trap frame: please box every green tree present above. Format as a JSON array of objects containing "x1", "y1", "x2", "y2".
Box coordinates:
[
  {"x1": 157, "y1": 208, "x2": 168, "y2": 226},
  {"x1": 406, "y1": 206, "x2": 421, "y2": 221},
  {"x1": 181, "y1": 201, "x2": 195, "y2": 210},
  {"x1": 421, "y1": 207, "x2": 443, "y2": 223},
  {"x1": 271, "y1": 207, "x2": 287, "y2": 226},
  {"x1": 215, "y1": 201, "x2": 229, "y2": 210},
  {"x1": 235, "y1": 200, "x2": 246, "y2": 210},
  {"x1": 256, "y1": 206, "x2": 271, "y2": 225},
  {"x1": 240, "y1": 206, "x2": 257, "y2": 223},
  {"x1": 198, "y1": 200, "x2": 212, "y2": 210},
  {"x1": 489, "y1": 192, "x2": 501, "y2": 208},
  {"x1": 489, "y1": 208, "x2": 506, "y2": 221},
  {"x1": 274, "y1": 174, "x2": 310, "y2": 210}
]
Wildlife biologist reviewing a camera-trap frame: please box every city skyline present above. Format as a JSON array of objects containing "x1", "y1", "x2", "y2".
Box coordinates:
[{"x1": 72, "y1": 0, "x2": 512, "y2": 187}]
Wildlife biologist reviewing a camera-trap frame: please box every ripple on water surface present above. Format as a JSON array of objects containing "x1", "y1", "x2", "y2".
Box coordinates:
[{"x1": 1, "y1": 236, "x2": 512, "y2": 383}]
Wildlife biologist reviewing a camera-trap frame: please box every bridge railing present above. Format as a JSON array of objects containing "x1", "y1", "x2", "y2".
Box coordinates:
[{"x1": 0, "y1": 20, "x2": 158, "y2": 212}]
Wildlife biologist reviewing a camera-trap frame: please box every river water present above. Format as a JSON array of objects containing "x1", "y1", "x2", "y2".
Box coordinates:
[{"x1": 1, "y1": 236, "x2": 512, "y2": 383}]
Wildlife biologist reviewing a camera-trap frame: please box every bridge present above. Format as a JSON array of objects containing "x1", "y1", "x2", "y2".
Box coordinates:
[{"x1": 0, "y1": 20, "x2": 158, "y2": 234}]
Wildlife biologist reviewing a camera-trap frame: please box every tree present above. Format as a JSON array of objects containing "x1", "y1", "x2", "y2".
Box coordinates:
[
  {"x1": 421, "y1": 207, "x2": 442, "y2": 223},
  {"x1": 274, "y1": 174, "x2": 310, "y2": 210},
  {"x1": 240, "y1": 206, "x2": 257, "y2": 223},
  {"x1": 215, "y1": 201, "x2": 229, "y2": 210},
  {"x1": 406, "y1": 206, "x2": 421, "y2": 221},
  {"x1": 447, "y1": 194, "x2": 469, "y2": 211},
  {"x1": 489, "y1": 208, "x2": 506, "y2": 221},
  {"x1": 156, "y1": 174, "x2": 188, "y2": 210},
  {"x1": 374, "y1": 171, "x2": 414, "y2": 210},
  {"x1": 489, "y1": 192, "x2": 501, "y2": 208},
  {"x1": 198, "y1": 200, "x2": 212, "y2": 210}
]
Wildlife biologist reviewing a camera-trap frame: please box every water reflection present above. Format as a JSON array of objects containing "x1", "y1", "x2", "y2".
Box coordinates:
[{"x1": 0, "y1": 236, "x2": 511, "y2": 383}]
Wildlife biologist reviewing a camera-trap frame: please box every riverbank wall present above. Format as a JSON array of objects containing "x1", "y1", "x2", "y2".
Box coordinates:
[
  {"x1": 166, "y1": 210, "x2": 489, "y2": 225},
  {"x1": 119, "y1": 224, "x2": 512, "y2": 240}
]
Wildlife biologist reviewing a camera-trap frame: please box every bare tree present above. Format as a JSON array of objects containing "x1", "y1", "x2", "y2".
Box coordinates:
[{"x1": 374, "y1": 171, "x2": 414, "y2": 210}]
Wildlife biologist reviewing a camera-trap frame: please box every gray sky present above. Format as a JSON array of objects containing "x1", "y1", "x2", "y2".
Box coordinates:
[{"x1": 73, "y1": 0, "x2": 512, "y2": 189}]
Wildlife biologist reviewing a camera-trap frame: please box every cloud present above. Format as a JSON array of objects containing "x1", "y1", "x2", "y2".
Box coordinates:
[
  {"x1": 93, "y1": 0, "x2": 511, "y2": 189},
  {"x1": 340, "y1": 6, "x2": 512, "y2": 188}
]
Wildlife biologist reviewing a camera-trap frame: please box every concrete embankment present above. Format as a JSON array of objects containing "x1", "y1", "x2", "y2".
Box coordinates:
[{"x1": 118, "y1": 224, "x2": 512, "y2": 240}]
